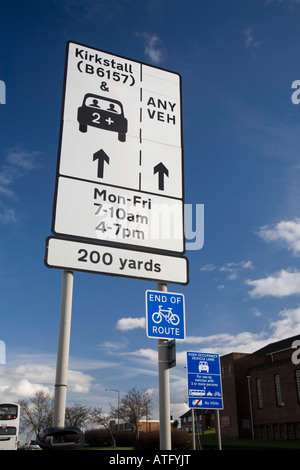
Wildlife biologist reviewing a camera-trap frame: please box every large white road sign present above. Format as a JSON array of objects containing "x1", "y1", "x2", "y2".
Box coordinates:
[
  {"x1": 52, "y1": 41, "x2": 185, "y2": 255},
  {"x1": 45, "y1": 237, "x2": 188, "y2": 285}
]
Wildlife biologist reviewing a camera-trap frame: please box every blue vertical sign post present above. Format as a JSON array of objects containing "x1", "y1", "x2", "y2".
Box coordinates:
[
  {"x1": 146, "y1": 290, "x2": 185, "y2": 340},
  {"x1": 187, "y1": 351, "x2": 223, "y2": 409}
]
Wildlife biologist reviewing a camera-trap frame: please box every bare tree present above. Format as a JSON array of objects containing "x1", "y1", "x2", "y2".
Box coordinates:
[
  {"x1": 19, "y1": 392, "x2": 91, "y2": 437},
  {"x1": 111, "y1": 387, "x2": 153, "y2": 439},
  {"x1": 90, "y1": 406, "x2": 116, "y2": 448},
  {"x1": 65, "y1": 403, "x2": 91, "y2": 427},
  {"x1": 19, "y1": 390, "x2": 53, "y2": 435}
]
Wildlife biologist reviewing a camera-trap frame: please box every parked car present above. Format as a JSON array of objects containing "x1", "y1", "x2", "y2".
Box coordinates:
[{"x1": 25, "y1": 440, "x2": 41, "y2": 450}]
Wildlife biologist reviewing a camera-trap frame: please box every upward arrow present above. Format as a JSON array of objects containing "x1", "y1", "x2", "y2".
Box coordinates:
[
  {"x1": 93, "y1": 149, "x2": 110, "y2": 178},
  {"x1": 154, "y1": 162, "x2": 169, "y2": 191}
]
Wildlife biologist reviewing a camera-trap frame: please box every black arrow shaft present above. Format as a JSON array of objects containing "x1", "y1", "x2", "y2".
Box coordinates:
[
  {"x1": 96, "y1": 158, "x2": 105, "y2": 178},
  {"x1": 93, "y1": 150, "x2": 109, "y2": 178},
  {"x1": 157, "y1": 171, "x2": 165, "y2": 190},
  {"x1": 154, "y1": 163, "x2": 169, "y2": 191}
]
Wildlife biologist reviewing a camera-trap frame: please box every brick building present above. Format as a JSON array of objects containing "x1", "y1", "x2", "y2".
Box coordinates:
[
  {"x1": 219, "y1": 334, "x2": 300, "y2": 439},
  {"x1": 138, "y1": 420, "x2": 159, "y2": 433},
  {"x1": 180, "y1": 409, "x2": 214, "y2": 433},
  {"x1": 111, "y1": 419, "x2": 173, "y2": 433}
]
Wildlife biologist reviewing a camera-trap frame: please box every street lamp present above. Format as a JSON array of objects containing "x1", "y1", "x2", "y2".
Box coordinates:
[{"x1": 105, "y1": 388, "x2": 120, "y2": 430}]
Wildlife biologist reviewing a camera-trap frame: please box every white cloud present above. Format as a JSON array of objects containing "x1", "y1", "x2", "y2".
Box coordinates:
[
  {"x1": 246, "y1": 269, "x2": 300, "y2": 298},
  {"x1": 200, "y1": 260, "x2": 253, "y2": 280},
  {"x1": 68, "y1": 370, "x2": 94, "y2": 394},
  {"x1": 61, "y1": 0, "x2": 121, "y2": 23},
  {"x1": 5, "y1": 148, "x2": 40, "y2": 170},
  {"x1": 200, "y1": 263, "x2": 216, "y2": 272},
  {"x1": 270, "y1": 307, "x2": 300, "y2": 338},
  {"x1": 257, "y1": 219, "x2": 300, "y2": 255},
  {"x1": 183, "y1": 307, "x2": 300, "y2": 355},
  {"x1": 121, "y1": 306, "x2": 300, "y2": 367},
  {"x1": 136, "y1": 32, "x2": 165, "y2": 64},
  {"x1": 0, "y1": 207, "x2": 16, "y2": 224},
  {"x1": 244, "y1": 28, "x2": 256, "y2": 48},
  {"x1": 0, "y1": 364, "x2": 53, "y2": 403},
  {"x1": 13, "y1": 379, "x2": 51, "y2": 398},
  {"x1": 243, "y1": 28, "x2": 263, "y2": 58},
  {"x1": 12, "y1": 364, "x2": 55, "y2": 384},
  {"x1": 0, "y1": 146, "x2": 41, "y2": 224},
  {"x1": 115, "y1": 317, "x2": 145, "y2": 331},
  {"x1": 265, "y1": 0, "x2": 300, "y2": 9},
  {"x1": 125, "y1": 348, "x2": 157, "y2": 362},
  {"x1": 184, "y1": 333, "x2": 264, "y2": 356},
  {"x1": 0, "y1": 357, "x2": 95, "y2": 403},
  {"x1": 252, "y1": 308, "x2": 263, "y2": 317},
  {"x1": 220, "y1": 260, "x2": 253, "y2": 280}
]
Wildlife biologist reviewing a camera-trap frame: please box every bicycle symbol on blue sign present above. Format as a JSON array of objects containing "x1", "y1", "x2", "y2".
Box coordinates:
[
  {"x1": 145, "y1": 290, "x2": 185, "y2": 340},
  {"x1": 152, "y1": 306, "x2": 180, "y2": 326}
]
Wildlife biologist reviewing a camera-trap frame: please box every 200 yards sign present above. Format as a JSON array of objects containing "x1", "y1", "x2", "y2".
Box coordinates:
[{"x1": 46, "y1": 41, "x2": 188, "y2": 285}]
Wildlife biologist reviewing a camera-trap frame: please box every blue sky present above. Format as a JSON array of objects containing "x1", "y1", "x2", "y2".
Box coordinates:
[{"x1": 1, "y1": 0, "x2": 300, "y2": 424}]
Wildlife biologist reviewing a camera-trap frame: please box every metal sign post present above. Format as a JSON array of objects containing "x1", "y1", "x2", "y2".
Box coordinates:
[
  {"x1": 157, "y1": 282, "x2": 171, "y2": 450},
  {"x1": 52, "y1": 270, "x2": 74, "y2": 428},
  {"x1": 215, "y1": 409, "x2": 222, "y2": 450}
]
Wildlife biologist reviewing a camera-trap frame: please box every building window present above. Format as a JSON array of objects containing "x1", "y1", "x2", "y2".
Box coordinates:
[
  {"x1": 241, "y1": 419, "x2": 250, "y2": 429},
  {"x1": 275, "y1": 374, "x2": 283, "y2": 406},
  {"x1": 296, "y1": 370, "x2": 300, "y2": 402},
  {"x1": 256, "y1": 378, "x2": 263, "y2": 409}
]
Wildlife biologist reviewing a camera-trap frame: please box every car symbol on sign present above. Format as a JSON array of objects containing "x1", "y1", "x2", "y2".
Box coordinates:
[
  {"x1": 77, "y1": 93, "x2": 128, "y2": 142},
  {"x1": 198, "y1": 361, "x2": 209, "y2": 373}
]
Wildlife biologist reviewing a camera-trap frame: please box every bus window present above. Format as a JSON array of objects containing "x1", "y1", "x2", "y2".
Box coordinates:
[{"x1": 0, "y1": 404, "x2": 18, "y2": 420}]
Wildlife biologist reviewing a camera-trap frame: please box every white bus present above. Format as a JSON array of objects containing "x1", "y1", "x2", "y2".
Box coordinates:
[{"x1": 0, "y1": 403, "x2": 20, "y2": 450}]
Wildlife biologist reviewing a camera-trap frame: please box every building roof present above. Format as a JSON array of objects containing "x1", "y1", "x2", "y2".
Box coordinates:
[
  {"x1": 253, "y1": 334, "x2": 300, "y2": 356},
  {"x1": 179, "y1": 409, "x2": 210, "y2": 419}
]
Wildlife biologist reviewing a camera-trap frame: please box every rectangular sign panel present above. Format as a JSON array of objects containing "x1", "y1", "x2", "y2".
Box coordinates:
[
  {"x1": 187, "y1": 352, "x2": 223, "y2": 409},
  {"x1": 45, "y1": 237, "x2": 189, "y2": 285},
  {"x1": 53, "y1": 176, "x2": 184, "y2": 253},
  {"x1": 146, "y1": 290, "x2": 185, "y2": 339},
  {"x1": 52, "y1": 41, "x2": 185, "y2": 255}
]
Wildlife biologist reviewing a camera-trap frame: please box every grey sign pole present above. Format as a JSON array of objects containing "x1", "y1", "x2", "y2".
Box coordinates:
[
  {"x1": 215, "y1": 410, "x2": 222, "y2": 450},
  {"x1": 157, "y1": 282, "x2": 172, "y2": 450},
  {"x1": 52, "y1": 270, "x2": 74, "y2": 427},
  {"x1": 192, "y1": 408, "x2": 196, "y2": 449}
]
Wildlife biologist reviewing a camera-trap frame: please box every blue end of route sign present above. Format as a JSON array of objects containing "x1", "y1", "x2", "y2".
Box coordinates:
[
  {"x1": 146, "y1": 290, "x2": 185, "y2": 340},
  {"x1": 187, "y1": 352, "x2": 223, "y2": 409}
]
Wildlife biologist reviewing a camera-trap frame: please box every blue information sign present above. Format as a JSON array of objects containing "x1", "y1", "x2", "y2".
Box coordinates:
[
  {"x1": 146, "y1": 290, "x2": 185, "y2": 340},
  {"x1": 187, "y1": 351, "x2": 223, "y2": 409}
]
